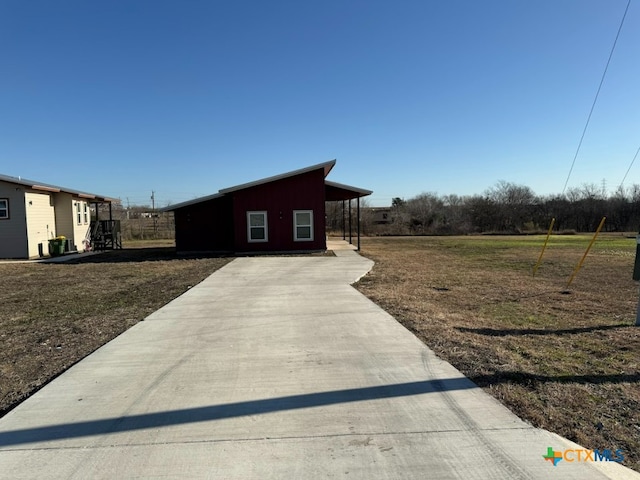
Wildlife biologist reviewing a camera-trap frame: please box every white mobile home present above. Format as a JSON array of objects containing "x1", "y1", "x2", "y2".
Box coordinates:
[{"x1": 0, "y1": 174, "x2": 115, "y2": 259}]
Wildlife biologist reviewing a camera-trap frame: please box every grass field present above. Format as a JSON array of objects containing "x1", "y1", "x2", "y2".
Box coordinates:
[
  {"x1": 0, "y1": 246, "x2": 231, "y2": 417},
  {"x1": 355, "y1": 234, "x2": 640, "y2": 472}
]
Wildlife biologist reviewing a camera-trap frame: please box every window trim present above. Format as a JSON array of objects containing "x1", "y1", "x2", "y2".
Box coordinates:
[
  {"x1": 247, "y1": 211, "x2": 268, "y2": 243},
  {"x1": 293, "y1": 210, "x2": 314, "y2": 242},
  {"x1": 0, "y1": 198, "x2": 9, "y2": 220},
  {"x1": 83, "y1": 203, "x2": 89, "y2": 224},
  {"x1": 76, "y1": 202, "x2": 82, "y2": 225}
]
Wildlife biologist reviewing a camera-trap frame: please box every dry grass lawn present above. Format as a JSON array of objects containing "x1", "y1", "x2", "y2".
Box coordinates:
[
  {"x1": 355, "y1": 234, "x2": 639, "y2": 472},
  {"x1": 0, "y1": 247, "x2": 231, "y2": 417}
]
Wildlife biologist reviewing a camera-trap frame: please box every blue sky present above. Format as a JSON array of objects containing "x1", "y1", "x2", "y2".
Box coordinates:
[{"x1": 1, "y1": 1, "x2": 638, "y2": 207}]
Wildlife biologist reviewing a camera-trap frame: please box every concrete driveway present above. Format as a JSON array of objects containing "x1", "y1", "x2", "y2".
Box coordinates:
[{"x1": 0, "y1": 249, "x2": 637, "y2": 479}]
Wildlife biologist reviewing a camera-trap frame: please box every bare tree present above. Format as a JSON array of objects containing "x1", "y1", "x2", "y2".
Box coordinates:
[
  {"x1": 485, "y1": 181, "x2": 537, "y2": 231},
  {"x1": 442, "y1": 194, "x2": 473, "y2": 233},
  {"x1": 406, "y1": 193, "x2": 444, "y2": 234}
]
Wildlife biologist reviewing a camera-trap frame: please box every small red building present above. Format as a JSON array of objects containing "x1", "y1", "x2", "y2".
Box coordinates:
[{"x1": 163, "y1": 160, "x2": 371, "y2": 254}]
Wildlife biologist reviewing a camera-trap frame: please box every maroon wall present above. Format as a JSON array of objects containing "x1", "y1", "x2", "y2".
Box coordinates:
[
  {"x1": 231, "y1": 169, "x2": 326, "y2": 252},
  {"x1": 174, "y1": 195, "x2": 234, "y2": 253}
]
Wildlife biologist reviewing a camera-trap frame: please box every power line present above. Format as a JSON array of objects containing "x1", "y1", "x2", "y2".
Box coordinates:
[
  {"x1": 562, "y1": 0, "x2": 631, "y2": 195},
  {"x1": 620, "y1": 145, "x2": 640, "y2": 188}
]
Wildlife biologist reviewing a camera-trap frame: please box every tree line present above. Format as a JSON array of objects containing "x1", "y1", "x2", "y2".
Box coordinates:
[{"x1": 328, "y1": 181, "x2": 640, "y2": 235}]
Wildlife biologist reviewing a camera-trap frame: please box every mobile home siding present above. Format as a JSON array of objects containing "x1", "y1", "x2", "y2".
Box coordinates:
[
  {"x1": 53, "y1": 193, "x2": 74, "y2": 250},
  {"x1": 72, "y1": 199, "x2": 90, "y2": 252},
  {"x1": 25, "y1": 191, "x2": 56, "y2": 258},
  {"x1": 0, "y1": 180, "x2": 28, "y2": 258},
  {"x1": 52, "y1": 194, "x2": 90, "y2": 252}
]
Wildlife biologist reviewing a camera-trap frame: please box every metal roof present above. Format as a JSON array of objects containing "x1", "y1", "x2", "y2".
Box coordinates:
[
  {"x1": 163, "y1": 160, "x2": 337, "y2": 211},
  {"x1": 219, "y1": 160, "x2": 336, "y2": 194},
  {"x1": 162, "y1": 160, "x2": 372, "y2": 212},
  {"x1": 0, "y1": 173, "x2": 116, "y2": 202},
  {"x1": 325, "y1": 180, "x2": 373, "y2": 201},
  {"x1": 159, "y1": 192, "x2": 225, "y2": 212}
]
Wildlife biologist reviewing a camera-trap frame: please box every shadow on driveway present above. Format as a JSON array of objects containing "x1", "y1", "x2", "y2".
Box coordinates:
[{"x1": 0, "y1": 378, "x2": 475, "y2": 447}]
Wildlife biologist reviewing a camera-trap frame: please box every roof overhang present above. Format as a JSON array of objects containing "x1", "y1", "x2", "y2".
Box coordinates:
[
  {"x1": 0, "y1": 174, "x2": 116, "y2": 202},
  {"x1": 325, "y1": 180, "x2": 372, "y2": 201},
  {"x1": 32, "y1": 184, "x2": 61, "y2": 193},
  {"x1": 161, "y1": 193, "x2": 225, "y2": 212}
]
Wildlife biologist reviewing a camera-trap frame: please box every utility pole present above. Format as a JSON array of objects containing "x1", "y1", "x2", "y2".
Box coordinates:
[
  {"x1": 151, "y1": 191, "x2": 157, "y2": 238},
  {"x1": 634, "y1": 233, "x2": 640, "y2": 326}
]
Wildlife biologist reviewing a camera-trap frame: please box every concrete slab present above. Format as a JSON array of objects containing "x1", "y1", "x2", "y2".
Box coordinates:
[
  {"x1": 0, "y1": 251, "x2": 100, "y2": 264},
  {"x1": 327, "y1": 238, "x2": 358, "y2": 251},
  {"x1": 0, "y1": 253, "x2": 637, "y2": 479}
]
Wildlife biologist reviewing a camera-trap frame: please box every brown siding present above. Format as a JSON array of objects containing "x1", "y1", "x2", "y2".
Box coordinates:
[{"x1": 232, "y1": 169, "x2": 326, "y2": 252}]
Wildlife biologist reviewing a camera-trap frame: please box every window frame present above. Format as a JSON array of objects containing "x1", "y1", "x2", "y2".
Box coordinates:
[
  {"x1": 293, "y1": 210, "x2": 314, "y2": 242},
  {"x1": 247, "y1": 211, "x2": 268, "y2": 243},
  {"x1": 83, "y1": 203, "x2": 89, "y2": 224},
  {"x1": 0, "y1": 198, "x2": 9, "y2": 220},
  {"x1": 76, "y1": 202, "x2": 82, "y2": 225}
]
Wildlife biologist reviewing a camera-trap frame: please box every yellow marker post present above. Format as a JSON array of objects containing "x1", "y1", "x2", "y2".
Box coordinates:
[
  {"x1": 532, "y1": 217, "x2": 555, "y2": 277},
  {"x1": 565, "y1": 217, "x2": 606, "y2": 290}
]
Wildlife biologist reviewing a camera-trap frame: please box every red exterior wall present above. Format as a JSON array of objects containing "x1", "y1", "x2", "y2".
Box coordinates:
[
  {"x1": 231, "y1": 169, "x2": 326, "y2": 252},
  {"x1": 174, "y1": 195, "x2": 234, "y2": 252}
]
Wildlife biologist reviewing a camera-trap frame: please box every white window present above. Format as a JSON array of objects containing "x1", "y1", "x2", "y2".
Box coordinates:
[
  {"x1": 83, "y1": 203, "x2": 89, "y2": 224},
  {"x1": 76, "y1": 202, "x2": 82, "y2": 225},
  {"x1": 247, "y1": 211, "x2": 268, "y2": 242},
  {"x1": 0, "y1": 199, "x2": 8, "y2": 219},
  {"x1": 293, "y1": 210, "x2": 314, "y2": 241}
]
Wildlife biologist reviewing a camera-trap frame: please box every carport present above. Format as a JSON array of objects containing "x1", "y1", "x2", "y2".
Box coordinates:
[{"x1": 325, "y1": 181, "x2": 372, "y2": 251}]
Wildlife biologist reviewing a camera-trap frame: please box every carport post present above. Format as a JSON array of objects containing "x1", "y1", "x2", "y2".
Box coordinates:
[
  {"x1": 348, "y1": 199, "x2": 352, "y2": 245},
  {"x1": 342, "y1": 200, "x2": 346, "y2": 240},
  {"x1": 357, "y1": 196, "x2": 361, "y2": 251}
]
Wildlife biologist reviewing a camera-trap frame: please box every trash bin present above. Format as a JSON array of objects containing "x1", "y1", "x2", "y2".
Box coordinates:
[{"x1": 48, "y1": 237, "x2": 66, "y2": 256}]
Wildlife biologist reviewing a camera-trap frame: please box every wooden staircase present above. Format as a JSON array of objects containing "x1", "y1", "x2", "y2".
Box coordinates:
[{"x1": 90, "y1": 220, "x2": 122, "y2": 251}]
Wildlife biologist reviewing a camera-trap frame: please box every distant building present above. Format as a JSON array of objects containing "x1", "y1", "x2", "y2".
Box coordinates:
[{"x1": 369, "y1": 207, "x2": 392, "y2": 225}]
